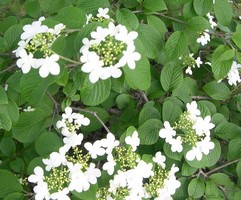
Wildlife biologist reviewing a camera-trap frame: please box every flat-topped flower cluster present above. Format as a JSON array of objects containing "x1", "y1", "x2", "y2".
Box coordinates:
[
  {"x1": 159, "y1": 101, "x2": 215, "y2": 161},
  {"x1": 28, "y1": 107, "x2": 180, "y2": 200},
  {"x1": 13, "y1": 17, "x2": 65, "y2": 78}
]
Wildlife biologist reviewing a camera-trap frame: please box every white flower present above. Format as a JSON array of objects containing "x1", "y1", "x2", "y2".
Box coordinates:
[
  {"x1": 101, "y1": 133, "x2": 120, "y2": 154},
  {"x1": 33, "y1": 181, "x2": 50, "y2": 200},
  {"x1": 48, "y1": 23, "x2": 65, "y2": 35},
  {"x1": 197, "y1": 29, "x2": 210, "y2": 46},
  {"x1": 84, "y1": 163, "x2": 101, "y2": 184},
  {"x1": 84, "y1": 140, "x2": 106, "y2": 159},
  {"x1": 91, "y1": 26, "x2": 109, "y2": 43},
  {"x1": 169, "y1": 136, "x2": 183, "y2": 153},
  {"x1": 13, "y1": 40, "x2": 27, "y2": 57},
  {"x1": 63, "y1": 133, "x2": 83, "y2": 149},
  {"x1": 186, "y1": 101, "x2": 201, "y2": 121},
  {"x1": 16, "y1": 49, "x2": 36, "y2": 74},
  {"x1": 159, "y1": 121, "x2": 176, "y2": 144},
  {"x1": 28, "y1": 166, "x2": 44, "y2": 183},
  {"x1": 186, "y1": 146, "x2": 203, "y2": 161},
  {"x1": 21, "y1": 17, "x2": 48, "y2": 41},
  {"x1": 193, "y1": 116, "x2": 215, "y2": 136},
  {"x1": 207, "y1": 13, "x2": 217, "y2": 29},
  {"x1": 103, "y1": 154, "x2": 116, "y2": 175},
  {"x1": 135, "y1": 160, "x2": 154, "y2": 178},
  {"x1": 195, "y1": 57, "x2": 203, "y2": 68},
  {"x1": 86, "y1": 14, "x2": 93, "y2": 24},
  {"x1": 185, "y1": 66, "x2": 193, "y2": 75},
  {"x1": 198, "y1": 136, "x2": 215, "y2": 155},
  {"x1": 42, "y1": 146, "x2": 68, "y2": 171},
  {"x1": 50, "y1": 188, "x2": 70, "y2": 200},
  {"x1": 153, "y1": 152, "x2": 166, "y2": 169},
  {"x1": 62, "y1": 107, "x2": 75, "y2": 122},
  {"x1": 68, "y1": 163, "x2": 90, "y2": 192},
  {"x1": 118, "y1": 44, "x2": 141, "y2": 69},
  {"x1": 125, "y1": 131, "x2": 140, "y2": 151},
  {"x1": 23, "y1": 106, "x2": 35, "y2": 112},
  {"x1": 227, "y1": 61, "x2": 241, "y2": 86},
  {"x1": 97, "y1": 8, "x2": 110, "y2": 19},
  {"x1": 35, "y1": 54, "x2": 60, "y2": 78}
]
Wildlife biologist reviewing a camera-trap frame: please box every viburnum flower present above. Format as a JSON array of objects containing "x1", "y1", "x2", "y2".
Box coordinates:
[
  {"x1": 186, "y1": 101, "x2": 201, "y2": 121},
  {"x1": 181, "y1": 53, "x2": 203, "y2": 75},
  {"x1": 84, "y1": 140, "x2": 106, "y2": 159},
  {"x1": 50, "y1": 188, "x2": 70, "y2": 200},
  {"x1": 79, "y1": 22, "x2": 140, "y2": 83},
  {"x1": 28, "y1": 166, "x2": 45, "y2": 184},
  {"x1": 97, "y1": 8, "x2": 110, "y2": 19},
  {"x1": 125, "y1": 130, "x2": 140, "y2": 151},
  {"x1": 207, "y1": 13, "x2": 217, "y2": 29},
  {"x1": 103, "y1": 154, "x2": 116, "y2": 175},
  {"x1": 101, "y1": 133, "x2": 120, "y2": 154},
  {"x1": 84, "y1": 163, "x2": 101, "y2": 184},
  {"x1": 227, "y1": 61, "x2": 241, "y2": 86},
  {"x1": 63, "y1": 133, "x2": 84, "y2": 149},
  {"x1": 169, "y1": 136, "x2": 183, "y2": 153},
  {"x1": 197, "y1": 29, "x2": 211, "y2": 46},
  {"x1": 13, "y1": 16, "x2": 65, "y2": 78},
  {"x1": 193, "y1": 116, "x2": 215, "y2": 136},
  {"x1": 86, "y1": 7, "x2": 111, "y2": 24},
  {"x1": 23, "y1": 106, "x2": 35, "y2": 112},
  {"x1": 33, "y1": 181, "x2": 50, "y2": 200},
  {"x1": 153, "y1": 152, "x2": 166, "y2": 169},
  {"x1": 159, "y1": 121, "x2": 176, "y2": 143}
]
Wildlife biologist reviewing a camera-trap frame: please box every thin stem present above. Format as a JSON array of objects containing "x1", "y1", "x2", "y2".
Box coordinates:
[
  {"x1": 191, "y1": 96, "x2": 210, "y2": 100},
  {"x1": 231, "y1": 82, "x2": 241, "y2": 95},
  {"x1": 47, "y1": 92, "x2": 60, "y2": 131},
  {"x1": 73, "y1": 107, "x2": 111, "y2": 133},
  {"x1": 63, "y1": 29, "x2": 82, "y2": 34},
  {"x1": 154, "y1": 12, "x2": 186, "y2": 24},
  {"x1": 51, "y1": 50, "x2": 82, "y2": 65},
  {"x1": 0, "y1": 63, "x2": 17, "y2": 74},
  {"x1": 206, "y1": 158, "x2": 241, "y2": 176}
]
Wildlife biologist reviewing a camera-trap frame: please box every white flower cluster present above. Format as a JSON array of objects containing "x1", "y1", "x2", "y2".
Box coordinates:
[
  {"x1": 80, "y1": 22, "x2": 141, "y2": 83},
  {"x1": 227, "y1": 61, "x2": 241, "y2": 86},
  {"x1": 13, "y1": 17, "x2": 65, "y2": 78},
  {"x1": 56, "y1": 107, "x2": 90, "y2": 138},
  {"x1": 86, "y1": 7, "x2": 111, "y2": 24},
  {"x1": 159, "y1": 101, "x2": 215, "y2": 161},
  {"x1": 207, "y1": 13, "x2": 217, "y2": 29},
  {"x1": 180, "y1": 53, "x2": 203, "y2": 75}
]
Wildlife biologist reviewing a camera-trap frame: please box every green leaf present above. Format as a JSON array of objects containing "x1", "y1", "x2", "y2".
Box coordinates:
[
  {"x1": 0, "y1": 86, "x2": 8, "y2": 104},
  {"x1": 214, "y1": 0, "x2": 233, "y2": 26},
  {"x1": 215, "y1": 122, "x2": 241, "y2": 140},
  {"x1": 0, "y1": 16, "x2": 18, "y2": 34},
  {"x1": 205, "y1": 180, "x2": 220, "y2": 197},
  {"x1": 139, "y1": 105, "x2": 161, "y2": 125},
  {"x1": 76, "y1": 0, "x2": 110, "y2": 13},
  {"x1": 116, "y1": 8, "x2": 139, "y2": 30},
  {"x1": 209, "y1": 173, "x2": 235, "y2": 188},
  {"x1": 203, "y1": 81, "x2": 230, "y2": 100},
  {"x1": 25, "y1": 0, "x2": 41, "y2": 18},
  {"x1": 161, "y1": 61, "x2": 183, "y2": 92},
  {"x1": 19, "y1": 70, "x2": 57, "y2": 105},
  {"x1": 138, "y1": 119, "x2": 162, "y2": 145},
  {"x1": 12, "y1": 109, "x2": 47, "y2": 143},
  {"x1": 123, "y1": 56, "x2": 151, "y2": 91},
  {"x1": 10, "y1": 158, "x2": 25, "y2": 173},
  {"x1": 0, "y1": 100, "x2": 19, "y2": 125},
  {"x1": 211, "y1": 45, "x2": 234, "y2": 80},
  {"x1": 228, "y1": 138, "x2": 241, "y2": 161},
  {"x1": 188, "y1": 177, "x2": 205, "y2": 198},
  {"x1": 4, "y1": 24, "x2": 23, "y2": 50},
  {"x1": 0, "y1": 136, "x2": 16, "y2": 157},
  {"x1": 143, "y1": 0, "x2": 167, "y2": 12},
  {"x1": 186, "y1": 139, "x2": 221, "y2": 168},
  {"x1": 4, "y1": 192, "x2": 25, "y2": 200},
  {"x1": 0, "y1": 170, "x2": 22, "y2": 198},
  {"x1": 162, "y1": 100, "x2": 182, "y2": 125},
  {"x1": 72, "y1": 184, "x2": 97, "y2": 200},
  {"x1": 35, "y1": 131, "x2": 63, "y2": 156},
  {"x1": 181, "y1": 162, "x2": 197, "y2": 176},
  {"x1": 237, "y1": 161, "x2": 241, "y2": 179},
  {"x1": 40, "y1": 0, "x2": 66, "y2": 13},
  {"x1": 147, "y1": 15, "x2": 167, "y2": 37},
  {"x1": 187, "y1": 16, "x2": 210, "y2": 32},
  {"x1": 116, "y1": 94, "x2": 131, "y2": 109},
  {"x1": 80, "y1": 107, "x2": 110, "y2": 132},
  {"x1": 165, "y1": 31, "x2": 187, "y2": 61},
  {"x1": 164, "y1": 143, "x2": 183, "y2": 161},
  {"x1": 137, "y1": 24, "x2": 163, "y2": 59},
  {"x1": 0, "y1": 113, "x2": 12, "y2": 131},
  {"x1": 193, "y1": 0, "x2": 213, "y2": 15},
  {"x1": 57, "y1": 6, "x2": 86, "y2": 28},
  {"x1": 232, "y1": 31, "x2": 241, "y2": 49},
  {"x1": 81, "y1": 78, "x2": 111, "y2": 106},
  {"x1": 51, "y1": 35, "x2": 66, "y2": 55}
]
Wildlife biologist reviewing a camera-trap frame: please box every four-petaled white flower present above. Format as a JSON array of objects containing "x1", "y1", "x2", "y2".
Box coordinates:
[
  {"x1": 193, "y1": 116, "x2": 215, "y2": 136},
  {"x1": 97, "y1": 8, "x2": 110, "y2": 19},
  {"x1": 101, "y1": 132, "x2": 120, "y2": 154},
  {"x1": 84, "y1": 140, "x2": 106, "y2": 159},
  {"x1": 153, "y1": 151, "x2": 166, "y2": 169},
  {"x1": 16, "y1": 49, "x2": 36, "y2": 74},
  {"x1": 50, "y1": 188, "x2": 70, "y2": 200},
  {"x1": 197, "y1": 29, "x2": 210, "y2": 46},
  {"x1": 84, "y1": 163, "x2": 101, "y2": 184},
  {"x1": 186, "y1": 101, "x2": 201, "y2": 120},
  {"x1": 125, "y1": 130, "x2": 140, "y2": 151},
  {"x1": 170, "y1": 136, "x2": 183, "y2": 153},
  {"x1": 103, "y1": 154, "x2": 116, "y2": 175},
  {"x1": 159, "y1": 121, "x2": 176, "y2": 143},
  {"x1": 28, "y1": 166, "x2": 45, "y2": 184}
]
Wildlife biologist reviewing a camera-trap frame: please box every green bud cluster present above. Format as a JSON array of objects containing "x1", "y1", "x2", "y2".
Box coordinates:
[
  {"x1": 91, "y1": 35, "x2": 126, "y2": 66},
  {"x1": 66, "y1": 147, "x2": 90, "y2": 170},
  {"x1": 115, "y1": 146, "x2": 139, "y2": 171},
  {"x1": 96, "y1": 187, "x2": 110, "y2": 200},
  {"x1": 145, "y1": 165, "x2": 169, "y2": 197},
  {"x1": 25, "y1": 32, "x2": 56, "y2": 57},
  {"x1": 181, "y1": 55, "x2": 196, "y2": 67},
  {"x1": 114, "y1": 187, "x2": 129, "y2": 200},
  {"x1": 45, "y1": 167, "x2": 70, "y2": 194},
  {"x1": 65, "y1": 121, "x2": 80, "y2": 133},
  {"x1": 89, "y1": 16, "x2": 108, "y2": 23},
  {"x1": 174, "y1": 111, "x2": 201, "y2": 146}
]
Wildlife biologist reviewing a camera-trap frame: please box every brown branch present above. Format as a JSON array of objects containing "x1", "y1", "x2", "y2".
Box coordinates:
[{"x1": 0, "y1": 63, "x2": 17, "y2": 74}]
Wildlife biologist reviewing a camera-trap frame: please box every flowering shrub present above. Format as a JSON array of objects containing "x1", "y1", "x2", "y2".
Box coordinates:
[{"x1": 0, "y1": 0, "x2": 241, "y2": 199}]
